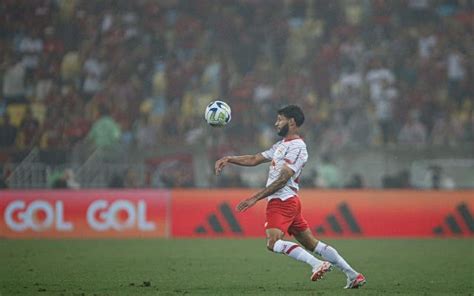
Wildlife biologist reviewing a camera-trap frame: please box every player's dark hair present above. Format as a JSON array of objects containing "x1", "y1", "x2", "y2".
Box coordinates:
[{"x1": 277, "y1": 105, "x2": 305, "y2": 127}]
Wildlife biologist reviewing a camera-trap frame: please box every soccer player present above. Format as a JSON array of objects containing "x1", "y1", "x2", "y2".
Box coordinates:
[{"x1": 215, "y1": 105, "x2": 366, "y2": 288}]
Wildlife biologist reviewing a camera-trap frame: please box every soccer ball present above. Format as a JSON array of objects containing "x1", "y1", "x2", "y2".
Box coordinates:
[{"x1": 205, "y1": 100, "x2": 231, "y2": 127}]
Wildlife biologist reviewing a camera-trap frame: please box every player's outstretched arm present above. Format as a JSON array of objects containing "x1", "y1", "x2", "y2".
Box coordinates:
[
  {"x1": 215, "y1": 153, "x2": 269, "y2": 175},
  {"x1": 236, "y1": 165, "x2": 294, "y2": 212}
]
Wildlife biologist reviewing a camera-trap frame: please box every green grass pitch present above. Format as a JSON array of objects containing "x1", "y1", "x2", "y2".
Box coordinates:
[{"x1": 1, "y1": 239, "x2": 473, "y2": 295}]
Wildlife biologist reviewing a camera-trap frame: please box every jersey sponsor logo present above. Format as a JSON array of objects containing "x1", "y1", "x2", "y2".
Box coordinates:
[{"x1": 274, "y1": 146, "x2": 286, "y2": 159}]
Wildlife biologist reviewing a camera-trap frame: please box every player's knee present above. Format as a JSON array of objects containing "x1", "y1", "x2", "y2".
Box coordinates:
[{"x1": 266, "y1": 238, "x2": 277, "y2": 251}]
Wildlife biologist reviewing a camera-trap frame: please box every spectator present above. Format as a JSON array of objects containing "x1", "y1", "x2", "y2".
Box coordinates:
[
  {"x1": 315, "y1": 154, "x2": 342, "y2": 188},
  {"x1": 423, "y1": 165, "x2": 455, "y2": 190},
  {"x1": 0, "y1": 163, "x2": 9, "y2": 189},
  {"x1": 431, "y1": 115, "x2": 456, "y2": 146},
  {"x1": 217, "y1": 169, "x2": 244, "y2": 188},
  {"x1": 0, "y1": 113, "x2": 17, "y2": 148},
  {"x1": 446, "y1": 47, "x2": 467, "y2": 107},
  {"x1": 0, "y1": 176, "x2": 7, "y2": 189},
  {"x1": 347, "y1": 109, "x2": 374, "y2": 147},
  {"x1": 86, "y1": 106, "x2": 121, "y2": 150},
  {"x1": 417, "y1": 26, "x2": 437, "y2": 60},
  {"x1": 82, "y1": 50, "x2": 107, "y2": 100},
  {"x1": 60, "y1": 50, "x2": 80, "y2": 85},
  {"x1": 319, "y1": 113, "x2": 350, "y2": 154},
  {"x1": 51, "y1": 175, "x2": 68, "y2": 188},
  {"x1": 124, "y1": 168, "x2": 141, "y2": 188},
  {"x1": 345, "y1": 174, "x2": 365, "y2": 189},
  {"x1": 398, "y1": 110, "x2": 427, "y2": 145},
  {"x1": 397, "y1": 169, "x2": 412, "y2": 188},
  {"x1": 18, "y1": 29, "x2": 43, "y2": 73},
  {"x1": 17, "y1": 108, "x2": 40, "y2": 148},
  {"x1": 465, "y1": 109, "x2": 474, "y2": 142},
  {"x1": 382, "y1": 174, "x2": 398, "y2": 188},
  {"x1": 134, "y1": 114, "x2": 158, "y2": 150},
  {"x1": 299, "y1": 169, "x2": 318, "y2": 188},
  {"x1": 366, "y1": 60, "x2": 396, "y2": 104},
  {"x1": 109, "y1": 173, "x2": 124, "y2": 188},
  {"x1": 2, "y1": 55, "x2": 26, "y2": 104},
  {"x1": 374, "y1": 80, "x2": 398, "y2": 144},
  {"x1": 63, "y1": 168, "x2": 80, "y2": 189}
]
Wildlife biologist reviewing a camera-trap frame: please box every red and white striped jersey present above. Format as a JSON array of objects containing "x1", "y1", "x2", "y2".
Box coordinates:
[{"x1": 261, "y1": 137, "x2": 308, "y2": 201}]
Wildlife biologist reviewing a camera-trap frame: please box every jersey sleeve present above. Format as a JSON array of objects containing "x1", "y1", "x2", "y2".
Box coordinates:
[
  {"x1": 284, "y1": 144, "x2": 308, "y2": 173},
  {"x1": 261, "y1": 142, "x2": 278, "y2": 160}
]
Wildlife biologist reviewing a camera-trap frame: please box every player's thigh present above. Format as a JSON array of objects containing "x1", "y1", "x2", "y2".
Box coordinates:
[
  {"x1": 287, "y1": 201, "x2": 310, "y2": 239},
  {"x1": 265, "y1": 201, "x2": 296, "y2": 234},
  {"x1": 293, "y1": 228, "x2": 319, "y2": 251},
  {"x1": 265, "y1": 210, "x2": 290, "y2": 235}
]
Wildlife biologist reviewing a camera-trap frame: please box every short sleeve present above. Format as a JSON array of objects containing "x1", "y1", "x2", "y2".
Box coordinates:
[
  {"x1": 261, "y1": 142, "x2": 278, "y2": 159},
  {"x1": 284, "y1": 145, "x2": 308, "y2": 173}
]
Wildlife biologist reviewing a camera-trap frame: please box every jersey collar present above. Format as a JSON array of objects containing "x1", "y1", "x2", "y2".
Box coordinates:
[{"x1": 283, "y1": 135, "x2": 301, "y2": 142}]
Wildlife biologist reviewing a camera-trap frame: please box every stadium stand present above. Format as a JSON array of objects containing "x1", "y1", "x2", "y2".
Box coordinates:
[{"x1": 0, "y1": 0, "x2": 473, "y2": 189}]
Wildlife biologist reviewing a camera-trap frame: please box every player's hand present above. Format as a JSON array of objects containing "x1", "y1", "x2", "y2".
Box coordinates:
[
  {"x1": 236, "y1": 197, "x2": 258, "y2": 212},
  {"x1": 215, "y1": 157, "x2": 230, "y2": 175}
]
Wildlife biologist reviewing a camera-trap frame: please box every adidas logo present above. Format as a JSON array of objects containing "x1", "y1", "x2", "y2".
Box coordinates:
[
  {"x1": 433, "y1": 202, "x2": 474, "y2": 235},
  {"x1": 313, "y1": 202, "x2": 362, "y2": 235},
  {"x1": 194, "y1": 202, "x2": 243, "y2": 234}
]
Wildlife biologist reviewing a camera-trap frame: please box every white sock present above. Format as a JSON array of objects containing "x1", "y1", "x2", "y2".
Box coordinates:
[
  {"x1": 273, "y1": 239, "x2": 322, "y2": 269},
  {"x1": 314, "y1": 241, "x2": 358, "y2": 279}
]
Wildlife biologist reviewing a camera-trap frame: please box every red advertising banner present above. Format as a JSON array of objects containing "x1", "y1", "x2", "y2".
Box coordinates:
[
  {"x1": 171, "y1": 190, "x2": 474, "y2": 238},
  {"x1": 0, "y1": 190, "x2": 170, "y2": 238},
  {"x1": 2, "y1": 190, "x2": 472, "y2": 238}
]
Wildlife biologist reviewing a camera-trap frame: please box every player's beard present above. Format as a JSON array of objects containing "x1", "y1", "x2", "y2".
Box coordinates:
[{"x1": 277, "y1": 123, "x2": 289, "y2": 137}]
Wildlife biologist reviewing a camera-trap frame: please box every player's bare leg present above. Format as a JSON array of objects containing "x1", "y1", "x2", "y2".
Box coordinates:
[
  {"x1": 294, "y1": 229, "x2": 365, "y2": 288},
  {"x1": 266, "y1": 228, "x2": 330, "y2": 281}
]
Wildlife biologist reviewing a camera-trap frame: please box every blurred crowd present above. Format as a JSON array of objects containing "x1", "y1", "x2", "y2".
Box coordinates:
[
  {"x1": 1, "y1": 0, "x2": 473, "y2": 153},
  {"x1": 0, "y1": 0, "x2": 473, "y2": 188}
]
